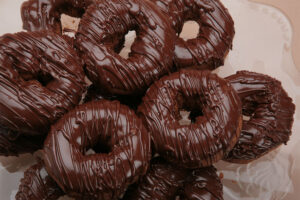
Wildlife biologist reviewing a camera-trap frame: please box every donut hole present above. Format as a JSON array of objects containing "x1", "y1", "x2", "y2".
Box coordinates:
[
  {"x1": 61, "y1": 14, "x2": 81, "y2": 37},
  {"x1": 15, "y1": 67, "x2": 55, "y2": 87},
  {"x1": 36, "y1": 72, "x2": 55, "y2": 87},
  {"x1": 118, "y1": 30, "x2": 137, "y2": 59},
  {"x1": 242, "y1": 100, "x2": 259, "y2": 121},
  {"x1": 93, "y1": 142, "x2": 112, "y2": 154},
  {"x1": 243, "y1": 115, "x2": 251, "y2": 121},
  {"x1": 179, "y1": 101, "x2": 204, "y2": 125},
  {"x1": 179, "y1": 21, "x2": 200, "y2": 41},
  {"x1": 58, "y1": 3, "x2": 88, "y2": 36},
  {"x1": 85, "y1": 140, "x2": 112, "y2": 155}
]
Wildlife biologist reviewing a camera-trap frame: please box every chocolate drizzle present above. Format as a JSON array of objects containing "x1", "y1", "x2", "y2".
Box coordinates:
[
  {"x1": 151, "y1": 0, "x2": 235, "y2": 69},
  {"x1": 43, "y1": 100, "x2": 151, "y2": 199},
  {"x1": 0, "y1": 31, "x2": 86, "y2": 138},
  {"x1": 123, "y1": 157, "x2": 223, "y2": 200},
  {"x1": 21, "y1": 0, "x2": 94, "y2": 34},
  {"x1": 16, "y1": 162, "x2": 64, "y2": 200},
  {"x1": 76, "y1": 0, "x2": 176, "y2": 95},
  {"x1": 138, "y1": 69, "x2": 242, "y2": 168},
  {"x1": 224, "y1": 71, "x2": 296, "y2": 163}
]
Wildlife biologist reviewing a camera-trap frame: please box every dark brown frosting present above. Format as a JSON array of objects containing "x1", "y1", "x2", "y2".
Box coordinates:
[
  {"x1": 138, "y1": 69, "x2": 242, "y2": 168},
  {"x1": 75, "y1": 0, "x2": 176, "y2": 95},
  {"x1": 21, "y1": 0, "x2": 94, "y2": 34},
  {"x1": 151, "y1": 0, "x2": 235, "y2": 69},
  {"x1": 224, "y1": 71, "x2": 296, "y2": 163},
  {"x1": 16, "y1": 162, "x2": 64, "y2": 200},
  {"x1": 180, "y1": 167, "x2": 223, "y2": 200},
  {"x1": 84, "y1": 84, "x2": 143, "y2": 110},
  {"x1": 123, "y1": 157, "x2": 223, "y2": 200},
  {"x1": 0, "y1": 127, "x2": 44, "y2": 156},
  {"x1": 43, "y1": 100, "x2": 151, "y2": 199},
  {"x1": 0, "y1": 31, "x2": 86, "y2": 140}
]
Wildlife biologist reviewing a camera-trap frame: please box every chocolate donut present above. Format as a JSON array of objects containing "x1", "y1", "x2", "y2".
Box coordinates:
[
  {"x1": 16, "y1": 162, "x2": 64, "y2": 200},
  {"x1": 43, "y1": 100, "x2": 151, "y2": 199},
  {"x1": 21, "y1": 0, "x2": 94, "y2": 34},
  {"x1": 151, "y1": 0, "x2": 235, "y2": 69},
  {"x1": 138, "y1": 69, "x2": 242, "y2": 168},
  {"x1": 76, "y1": 0, "x2": 176, "y2": 95},
  {"x1": 224, "y1": 71, "x2": 295, "y2": 163},
  {"x1": 123, "y1": 157, "x2": 223, "y2": 200},
  {"x1": 0, "y1": 31, "x2": 86, "y2": 155}
]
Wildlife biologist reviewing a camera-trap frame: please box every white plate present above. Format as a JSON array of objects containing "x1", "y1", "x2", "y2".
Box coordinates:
[{"x1": 0, "y1": 0, "x2": 299, "y2": 199}]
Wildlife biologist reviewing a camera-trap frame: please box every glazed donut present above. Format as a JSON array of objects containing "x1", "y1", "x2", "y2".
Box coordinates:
[
  {"x1": 151, "y1": 0, "x2": 235, "y2": 69},
  {"x1": 21, "y1": 0, "x2": 94, "y2": 34},
  {"x1": 84, "y1": 84, "x2": 143, "y2": 110},
  {"x1": 16, "y1": 162, "x2": 64, "y2": 200},
  {"x1": 43, "y1": 100, "x2": 151, "y2": 199},
  {"x1": 224, "y1": 71, "x2": 295, "y2": 163},
  {"x1": 123, "y1": 157, "x2": 223, "y2": 200},
  {"x1": 0, "y1": 31, "x2": 86, "y2": 155},
  {"x1": 138, "y1": 69, "x2": 242, "y2": 168},
  {"x1": 75, "y1": 0, "x2": 176, "y2": 95}
]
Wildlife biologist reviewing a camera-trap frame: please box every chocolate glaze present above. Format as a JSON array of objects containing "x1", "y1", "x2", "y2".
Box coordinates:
[
  {"x1": 43, "y1": 100, "x2": 151, "y2": 199},
  {"x1": 76, "y1": 0, "x2": 176, "y2": 95},
  {"x1": 224, "y1": 71, "x2": 295, "y2": 163},
  {"x1": 0, "y1": 127, "x2": 44, "y2": 156},
  {"x1": 123, "y1": 157, "x2": 223, "y2": 200},
  {"x1": 16, "y1": 162, "x2": 64, "y2": 200},
  {"x1": 138, "y1": 69, "x2": 242, "y2": 168},
  {"x1": 151, "y1": 0, "x2": 235, "y2": 69},
  {"x1": 84, "y1": 84, "x2": 143, "y2": 110},
  {"x1": 21, "y1": 0, "x2": 94, "y2": 34},
  {"x1": 0, "y1": 31, "x2": 86, "y2": 139},
  {"x1": 0, "y1": 31, "x2": 86, "y2": 145}
]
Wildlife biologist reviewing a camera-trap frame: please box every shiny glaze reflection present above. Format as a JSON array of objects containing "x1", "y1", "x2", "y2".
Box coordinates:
[
  {"x1": 43, "y1": 100, "x2": 151, "y2": 200},
  {"x1": 224, "y1": 71, "x2": 295, "y2": 163},
  {"x1": 76, "y1": 0, "x2": 176, "y2": 95},
  {"x1": 151, "y1": 0, "x2": 235, "y2": 69},
  {"x1": 0, "y1": 31, "x2": 86, "y2": 137},
  {"x1": 138, "y1": 69, "x2": 242, "y2": 168}
]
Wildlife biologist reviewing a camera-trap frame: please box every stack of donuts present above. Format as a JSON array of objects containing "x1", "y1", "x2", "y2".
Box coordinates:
[{"x1": 0, "y1": 0, "x2": 295, "y2": 199}]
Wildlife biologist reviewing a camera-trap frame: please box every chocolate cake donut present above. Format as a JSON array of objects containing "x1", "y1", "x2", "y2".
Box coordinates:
[
  {"x1": 16, "y1": 162, "x2": 64, "y2": 200},
  {"x1": 123, "y1": 157, "x2": 223, "y2": 200},
  {"x1": 224, "y1": 71, "x2": 295, "y2": 163},
  {"x1": 138, "y1": 69, "x2": 242, "y2": 168},
  {"x1": 151, "y1": 0, "x2": 235, "y2": 69},
  {"x1": 76, "y1": 0, "x2": 176, "y2": 95},
  {"x1": 21, "y1": 0, "x2": 94, "y2": 34},
  {"x1": 43, "y1": 100, "x2": 151, "y2": 200},
  {"x1": 0, "y1": 31, "x2": 86, "y2": 155}
]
